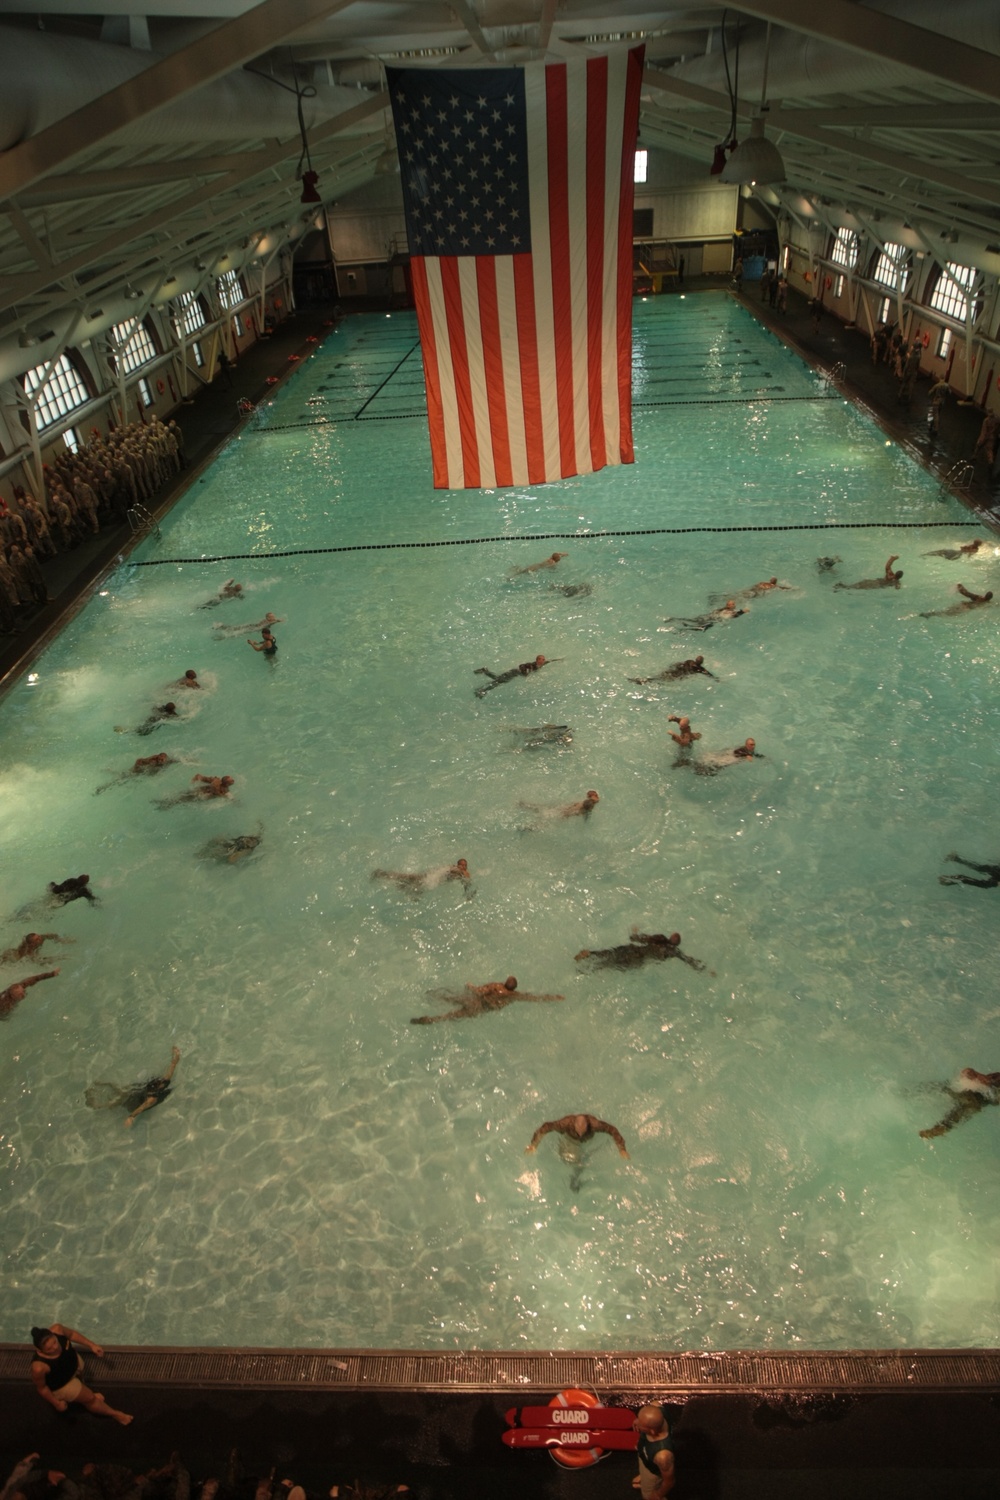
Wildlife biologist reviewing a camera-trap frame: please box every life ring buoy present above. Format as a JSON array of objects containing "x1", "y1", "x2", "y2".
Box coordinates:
[
  {"x1": 547, "y1": 1389, "x2": 606, "y2": 1468},
  {"x1": 922, "y1": 332, "x2": 930, "y2": 347},
  {"x1": 824, "y1": 274, "x2": 832, "y2": 291},
  {"x1": 156, "y1": 379, "x2": 166, "y2": 394}
]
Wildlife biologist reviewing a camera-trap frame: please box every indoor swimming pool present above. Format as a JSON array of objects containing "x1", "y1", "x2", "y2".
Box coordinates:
[{"x1": 1, "y1": 293, "x2": 998, "y2": 1353}]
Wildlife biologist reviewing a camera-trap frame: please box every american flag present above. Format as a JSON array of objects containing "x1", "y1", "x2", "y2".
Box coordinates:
[{"x1": 386, "y1": 47, "x2": 644, "y2": 490}]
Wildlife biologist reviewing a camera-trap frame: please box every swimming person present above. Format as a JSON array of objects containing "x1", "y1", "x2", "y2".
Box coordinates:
[
  {"x1": 575, "y1": 928, "x2": 705, "y2": 971},
  {"x1": 668, "y1": 715, "x2": 701, "y2": 759},
  {"x1": 628, "y1": 655, "x2": 717, "y2": 685},
  {"x1": 939, "y1": 852, "x2": 1000, "y2": 888},
  {"x1": 1, "y1": 932, "x2": 72, "y2": 963},
  {"x1": 410, "y1": 976, "x2": 563, "y2": 1024},
  {"x1": 518, "y1": 790, "x2": 599, "y2": 824},
  {"x1": 833, "y1": 555, "x2": 903, "y2": 590},
  {"x1": 86, "y1": 1045, "x2": 181, "y2": 1127},
  {"x1": 372, "y1": 859, "x2": 475, "y2": 898},
  {"x1": 525, "y1": 1112, "x2": 629, "y2": 1193},
  {"x1": 709, "y1": 576, "x2": 790, "y2": 604},
  {"x1": 922, "y1": 538, "x2": 984, "y2": 560},
  {"x1": 663, "y1": 600, "x2": 746, "y2": 630},
  {"x1": 510, "y1": 551, "x2": 567, "y2": 576},
  {"x1": 199, "y1": 830, "x2": 263, "y2": 864},
  {"x1": 169, "y1": 669, "x2": 201, "y2": 689},
  {"x1": 201, "y1": 578, "x2": 243, "y2": 608},
  {"x1": 48, "y1": 875, "x2": 97, "y2": 904},
  {"x1": 248, "y1": 626, "x2": 277, "y2": 658},
  {"x1": 505, "y1": 723, "x2": 573, "y2": 749},
  {"x1": 919, "y1": 584, "x2": 993, "y2": 617},
  {"x1": 474, "y1": 655, "x2": 554, "y2": 697},
  {"x1": 29, "y1": 1324, "x2": 133, "y2": 1424},
  {"x1": 549, "y1": 582, "x2": 592, "y2": 597},
  {"x1": 115, "y1": 701, "x2": 179, "y2": 735},
  {"x1": 919, "y1": 1068, "x2": 1000, "y2": 1138},
  {"x1": 213, "y1": 612, "x2": 283, "y2": 636},
  {"x1": 816, "y1": 555, "x2": 841, "y2": 572},
  {"x1": 691, "y1": 737, "x2": 763, "y2": 774},
  {"x1": 94, "y1": 752, "x2": 176, "y2": 794},
  {"x1": 156, "y1": 773, "x2": 234, "y2": 807},
  {"x1": 0, "y1": 969, "x2": 60, "y2": 1016}
]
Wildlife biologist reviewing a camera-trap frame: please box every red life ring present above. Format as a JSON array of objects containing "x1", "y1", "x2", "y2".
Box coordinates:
[
  {"x1": 824, "y1": 274, "x2": 832, "y2": 291},
  {"x1": 922, "y1": 332, "x2": 930, "y2": 347},
  {"x1": 547, "y1": 1389, "x2": 606, "y2": 1468},
  {"x1": 156, "y1": 379, "x2": 166, "y2": 394}
]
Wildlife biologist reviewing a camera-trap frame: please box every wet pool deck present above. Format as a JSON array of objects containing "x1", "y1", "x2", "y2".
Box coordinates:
[{"x1": 1, "y1": 288, "x2": 998, "y2": 1495}]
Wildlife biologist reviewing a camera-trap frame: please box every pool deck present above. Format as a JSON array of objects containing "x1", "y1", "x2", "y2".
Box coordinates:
[{"x1": 1, "y1": 287, "x2": 998, "y2": 1494}]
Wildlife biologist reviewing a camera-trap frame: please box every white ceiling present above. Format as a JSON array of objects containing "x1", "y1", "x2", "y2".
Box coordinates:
[{"x1": 2, "y1": 0, "x2": 1000, "y2": 338}]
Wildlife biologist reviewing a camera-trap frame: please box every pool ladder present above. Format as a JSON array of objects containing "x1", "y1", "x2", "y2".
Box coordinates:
[
  {"x1": 944, "y1": 459, "x2": 974, "y2": 491},
  {"x1": 827, "y1": 360, "x2": 847, "y2": 383},
  {"x1": 127, "y1": 502, "x2": 160, "y2": 539}
]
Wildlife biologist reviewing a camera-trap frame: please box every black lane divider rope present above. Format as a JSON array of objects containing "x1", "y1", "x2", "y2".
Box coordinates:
[
  {"x1": 130, "y1": 519, "x2": 985, "y2": 567},
  {"x1": 353, "y1": 340, "x2": 422, "y2": 419}
]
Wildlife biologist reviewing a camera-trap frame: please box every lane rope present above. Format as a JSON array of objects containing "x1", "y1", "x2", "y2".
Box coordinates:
[{"x1": 129, "y1": 518, "x2": 988, "y2": 567}]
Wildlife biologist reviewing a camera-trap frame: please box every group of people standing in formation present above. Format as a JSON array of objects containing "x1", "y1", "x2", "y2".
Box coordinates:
[{"x1": 0, "y1": 416, "x2": 185, "y2": 633}]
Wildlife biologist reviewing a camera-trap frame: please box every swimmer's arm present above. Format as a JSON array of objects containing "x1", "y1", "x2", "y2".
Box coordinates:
[
  {"x1": 124, "y1": 1095, "x2": 158, "y2": 1126},
  {"x1": 247, "y1": 639, "x2": 263, "y2": 650},
  {"x1": 163, "y1": 1046, "x2": 181, "y2": 1082},
  {"x1": 593, "y1": 1121, "x2": 629, "y2": 1157},
  {"x1": 51, "y1": 1323, "x2": 103, "y2": 1356},
  {"x1": 678, "y1": 950, "x2": 706, "y2": 971},
  {"x1": 30, "y1": 1361, "x2": 66, "y2": 1410},
  {"x1": 525, "y1": 1121, "x2": 560, "y2": 1152},
  {"x1": 22, "y1": 969, "x2": 59, "y2": 989}
]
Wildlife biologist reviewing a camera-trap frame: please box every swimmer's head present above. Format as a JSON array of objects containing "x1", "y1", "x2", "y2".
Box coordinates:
[
  {"x1": 725, "y1": 600, "x2": 735, "y2": 610},
  {"x1": 745, "y1": 738, "x2": 756, "y2": 752},
  {"x1": 985, "y1": 592, "x2": 994, "y2": 601},
  {"x1": 31, "y1": 1327, "x2": 59, "y2": 1356},
  {"x1": 456, "y1": 859, "x2": 469, "y2": 872},
  {"x1": 184, "y1": 670, "x2": 197, "y2": 681},
  {"x1": 79, "y1": 875, "x2": 90, "y2": 884},
  {"x1": 585, "y1": 790, "x2": 599, "y2": 803},
  {"x1": 669, "y1": 933, "x2": 681, "y2": 946},
  {"x1": 572, "y1": 1114, "x2": 589, "y2": 1138},
  {"x1": 894, "y1": 570, "x2": 903, "y2": 580},
  {"x1": 264, "y1": 613, "x2": 278, "y2": 623},
  {"x1": 163, "y1": 703, "x2": 176, "y2": 713},
  {"x1": 504, "y1": 976, "x2": 517, "y2": 991},
  {"x1": 769, "y1": 577, "x2": 777, "y2": 584},
  {"x1": 262, "y1": 628, "x2": 273, "y2": 639},
  {"x1": 551, "y1": 552, "x2": 566, "y2": 562},
  {"x1": 678, "y1": 717, "x2": 690, "y2": 728},
  {"x1": 694, "y1": 655, "x2": 704, "y2": 664},
  {"x1": 221, "y1": 776, "x2": 235, "y2": 787},
  {"x1": 154, "y1": 754, "x2": 168, "y2": 765},
  {"x1": 535, "y1": 655, "x2": 546, "y2": 666},
  {"x1": 8, "y1": 984, "x2": 26, "y2": 1002}
]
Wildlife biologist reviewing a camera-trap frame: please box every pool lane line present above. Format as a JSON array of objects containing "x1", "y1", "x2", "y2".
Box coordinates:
[
  {"x1": 352, "y1": 339, "x2": 422, "y2": 419},
  {"x1": 129, "y1": 518, "x2": 985, "y2": 566}
]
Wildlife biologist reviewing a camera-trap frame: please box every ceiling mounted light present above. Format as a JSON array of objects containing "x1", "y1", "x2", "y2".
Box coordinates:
[
  {"x1": 719, "y1": 22, "x2": 785, "y2": 186},
  {"x1": 18, "y1": 330, "x2": 38, "y2": 348},
  {"x1": 124, "y1": 285, "x2": 141, "y2": 300}
]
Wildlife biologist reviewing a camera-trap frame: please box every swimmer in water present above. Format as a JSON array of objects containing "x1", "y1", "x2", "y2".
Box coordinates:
[
  {"x1": 94, "y1": 752, "x2": 176, "y2": 794},
  {"x1": 115, "y1": 702, "x2": 179, "y2": 736},
  {"x1": 248, "y1": 626, "x2": 277, "y2": 658},
  {"x1": 662, "y1": 600, "x2": 746, "y2": 631},
  {"x1": 668, "y1": 715, "x2": 700, "y2": 759},
  {"x1": 816, "y1": 555, "x2": 841, "y2": 572},
  {"x1": 169, "y1": 670, "x2": 201, "y2": 690},
  {"x1": 691, "y1": 737, "x2": 763, "y2": 774},
  {"x1": 919, "y1": 584, "x2": 993, "y2": 617},
  {"x1": 47, "y1": 875, "x2": 97, "y2": 905},
  {"x1": 518, "y1": 790, "x2": 599, "y2": 824},
  {"x1": 86, "y1": 1046, "x2": 181, "y2": 1127},
  {"x1": 510, "y1": 552, "x2": 567, "y2": 576},
  {"x1": 199, "y1": 828, "x2": 263, "y2": 864},
  {"x1": 410, "y1": 976, "x2": 563, "y2": 1024},
  {"x1": 372, "y1": 858, "x2": 475, "y2": 898},
  {"x1": 1, "y1": 932, "x2": 72, "y2": 963},
  {"x1": 575, "y1": 928, "x2": 705, "y2": 971},
  {"x1": 0, "y1": 969, "x2": 59, "y2": 1016},
  {"x1": 474, "y1": 655, "x2": 555, "y2": 697},
  {"x1": 939, "y1": 852, "x2": 1000, "y2": 888},
  {"x1": 919, "y1": 1068, "x2": 1000, "y2": 1138},
  {"x1": 200, "y1": 578, "x2": 243, "y2": 608},
  {"x1": 628, "y1": 655, "x2": 717, "y2": 685},
  {"x1": 709, "y1": 577, "x2": 790, "y2": 604},
  {"x1": 156, "y1": 774, "x2": 234, "y2": 807},
  {"x1": 213, "y1": 612, "x2": 283, "y2": 636},
  {"x1": 923, "y1": 538, "x2": 984, "y2": 560},
  {"x1": 505, "y1": 723, "x2": 573, "y2": 750},
  {"x1": 833, "y1": 555, "x2": 903, "y2": 590},
  {"x1": 549, "y1": 582, "x2": 592, "y2": 598},
  {"x1": 525, "y1": 1112, "x2": 628, "y2": 1192}
]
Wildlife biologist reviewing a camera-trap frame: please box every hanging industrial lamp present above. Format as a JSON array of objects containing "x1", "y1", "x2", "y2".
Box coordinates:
[{"x1": 719, "y1": 22, "x2": 786, "y2": 186}]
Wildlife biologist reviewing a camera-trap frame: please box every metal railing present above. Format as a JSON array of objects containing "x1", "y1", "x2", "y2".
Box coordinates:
[{"x1": 126, "y1": 502, "x2": 160, "y2": 538}]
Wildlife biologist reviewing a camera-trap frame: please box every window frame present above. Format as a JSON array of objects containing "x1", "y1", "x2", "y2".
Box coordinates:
[
  {"x1": 110, "y1": 317, "x2": 158, "y2": 375},
  {"x1": 633, "y1": 148, "x2": 648, "y2": 184},
  {"x1": 872, "y1": 241, "x2": 909, "y2": 291},
  {"x1": 137, "y1": 376, "x2": 154, "y2": 408},
  {"x1": 936, "y1": 327, "x2": 954, "y2": 360},
  {"x1": 191, "y1": 340, "x2": 205, "y2": 368},
  {"x1": 830, "y1": 228, "x2": 859, "y2": 270},
  {"x1": 217, "y1": 269, "x2": 246, "y2": 311},
  {"x1": 22, "y1": 352, "x2": 92, "y2": 432},
  {"x1": 929, "y1": 261, "x2": 976, "y2": 323},
  {"x1": 173, "y1": 290, "x2": 208, "y2": 338}
]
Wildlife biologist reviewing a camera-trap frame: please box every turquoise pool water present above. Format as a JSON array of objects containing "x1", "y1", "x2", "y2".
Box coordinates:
[{"x1": 1, "y1": 293, "x2": 998, "y2": 1352}]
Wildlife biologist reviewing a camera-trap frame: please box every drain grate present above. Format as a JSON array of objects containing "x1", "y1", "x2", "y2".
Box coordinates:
[{"x1": 1, "y1": 1346, "x2": 997, "y2": 1395}]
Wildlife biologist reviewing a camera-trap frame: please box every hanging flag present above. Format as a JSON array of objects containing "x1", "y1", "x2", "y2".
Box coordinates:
[{"x1": 386, "y1": 47, "x2": 644, "y2": 490}]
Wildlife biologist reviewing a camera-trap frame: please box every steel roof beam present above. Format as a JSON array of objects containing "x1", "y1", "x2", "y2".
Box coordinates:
[{"x1": 0, "y1": 0, "x2": 358, "y2": 204}]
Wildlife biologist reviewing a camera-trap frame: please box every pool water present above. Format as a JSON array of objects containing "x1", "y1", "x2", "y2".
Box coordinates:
[{"x1": 1, "y1": 293, "x2": 998, "y2": 1352}]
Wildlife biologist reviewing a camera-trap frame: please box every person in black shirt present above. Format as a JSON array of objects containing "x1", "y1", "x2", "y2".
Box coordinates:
[{"x1": 29, "y1": 1324, "x2": 133, "y2": 1423}]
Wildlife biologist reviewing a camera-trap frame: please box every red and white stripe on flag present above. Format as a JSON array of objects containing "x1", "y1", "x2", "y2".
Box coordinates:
[{"x1": 409, "y1": 47, "x2": 643, "y2": 490}]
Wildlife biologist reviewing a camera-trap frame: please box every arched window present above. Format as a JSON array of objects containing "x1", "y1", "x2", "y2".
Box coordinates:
[
  {"x1": 172, "y1": 291, "x2": 207, "y2": 337},
  {"x1": 22, "y1": 352, "x2": 92, "y2": 431},
  {"x1": 928, "y1": 261, "x2": 977, "y2": 321},
  {"x1": 110, "y1": 318, "x2": 159, "y2": 375},
  {"x1": 217, "y1": 270, "x2": 246, "y2": 310},
  {"x1": 872, "y1": 242, "x2": 909, "y2": 291},
  {"x1": 830, "y1": 228, "x2": 858, "y2": 270}
]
